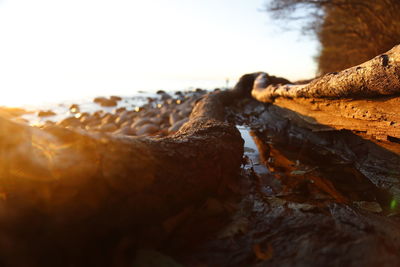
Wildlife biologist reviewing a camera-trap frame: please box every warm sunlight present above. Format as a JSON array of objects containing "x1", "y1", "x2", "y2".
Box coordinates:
[
  {"x1": 1, "y1": 0, "x2": 400, "y2": 266},
  {"x1": 0, "y1": 0, "x2": 317, "y2": 106}
]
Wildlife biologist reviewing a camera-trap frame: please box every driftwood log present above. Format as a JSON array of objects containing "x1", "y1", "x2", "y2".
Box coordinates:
[
  {"x1": 0, "y1": 85, "x2": 260, "y2": 266},
  {"x1": 250, "y1": 44, "x2": 400, "y2": 202},
  {"x1": 1, "y1": 44, "x2": 400, "y2": 266}
]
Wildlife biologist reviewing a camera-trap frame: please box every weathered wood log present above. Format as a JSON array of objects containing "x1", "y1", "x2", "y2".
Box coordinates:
[
  {"x1": 252, "y1": 44, "x2": 400, "y2": 101},
  {"x1": 0, "y1": 85, "x2": 263, "y2": 266},
  {"x1": 183, "y1": 97, "x2": 400, "y2": 267},
  {"x1": 242, "y1": 44, "x2": 400, "y2": 215},
  {"x1": 250, "y1": 45, "x2": 400, "y2": 142}
]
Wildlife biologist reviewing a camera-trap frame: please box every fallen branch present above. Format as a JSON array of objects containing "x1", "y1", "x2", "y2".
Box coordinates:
[{"x1": 252, "y1": 44, "x2": 400, "y2": 102}]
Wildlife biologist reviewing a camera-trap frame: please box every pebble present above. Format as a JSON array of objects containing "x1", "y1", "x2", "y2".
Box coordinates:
[
  {"x1": 131, "y1": 118, "x2": 152, "y2": 129},
  {"x1": 57, "y1": 117, "x2": 80, "y2": 127},
  {"x1": 38, "y1": 110, "x2": 56, "y2": 117},
  {"x1": 93, "y1": 97, "x2": 118, "y2": 107},
  {"x1": 156, "y1": 90, "x2": 166, "y2": 95},
  {"x1": 135, "y1": 123, "x2": 159, "y2": 136},
  {"x1": 110, "y1": 95, "x2": 122, "y2": 101},
  {"x1": 69, "y1": 104, "x2": 80, "y2": 113},
  {"x1": 101, "y1": 114, "x2": 115, "y2": 125},
  {"x1": 31, "y1": 87, "x2": 208, "y2": 138},
  {"x1": 99, "y1": 123, "x2": 118, "y2": 132}
]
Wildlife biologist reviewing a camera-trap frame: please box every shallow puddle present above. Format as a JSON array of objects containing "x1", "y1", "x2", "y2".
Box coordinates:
[{"x1": 237, "y1": 125, "x2": 271, "y2": 178}]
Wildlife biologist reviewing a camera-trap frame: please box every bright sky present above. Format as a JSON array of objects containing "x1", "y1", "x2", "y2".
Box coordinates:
[{"x1": 0, "y1": 0, "x2": 318, "y2": 106}]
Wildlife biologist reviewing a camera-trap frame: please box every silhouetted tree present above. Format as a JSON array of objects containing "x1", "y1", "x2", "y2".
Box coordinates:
[{"x1": 265, "y1": 0, "x2": 400, "y2": 74}]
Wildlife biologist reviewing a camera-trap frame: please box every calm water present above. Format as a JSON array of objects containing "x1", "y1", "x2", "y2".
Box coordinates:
[{"x1": 1, "y1": 78, "x2": 235, "y2": 108}]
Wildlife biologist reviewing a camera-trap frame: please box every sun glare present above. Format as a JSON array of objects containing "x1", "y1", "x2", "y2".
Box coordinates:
[{"x1": 0, "y1": 0, "x2": 317, "y2": 107}]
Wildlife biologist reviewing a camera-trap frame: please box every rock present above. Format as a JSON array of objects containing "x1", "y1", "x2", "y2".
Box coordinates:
[
  {"x1": 110, "y1": 95, "x2": 122, "y2": 101},
  {"x1": 114, "y1": 107, "x2": 126, "y2": 114},
  {"x1": 74, "y1": 112, "x2": 88, "y2": 119},
  {"x1": 168, "y1": 118, "x2": 189, "y2": 133},
  {"x1": 79, "y1": 114, "x2": 92, "y2": 124},
  {"x1": 119, "y1": 121, "x2": 131, "y2": 128},
  {"x1": 101, "y1": 114, "x2": 115, "y2": 125},
  {"x1": 93, "y1": 96, "x2": 107, "y2": 103},
  {"x1": 159, "y1": 92, "x2": 171, "y2": 101},
  {"x1": 69, "y1": 104, "x2": 80, "y2": 113},
  {"x1": 101, "y1": 99, "x2": 117, "y2": 107},
  {"x1": 99, "y1": 123, "x2": 118, "y2": 132},
  {"x1": 147, "y1": 97, "x2": 155, "y2": 103},
  {"x1": 156, "y1": 90, "x2": 166, "y2": 95},
  {"x1": 166, "y1": 99, "x2": 175, "y2": 105},
  {"x1": 93, "y1": 97, "x2": 117, "y2": 107},
  {"x1": 150, "y1": 116, "x2": 163, "y2": 125},
  {"x1": 93, "y1": 110, "x2": 104, "y2": 118},
  {"x1": 38, "y1": 110, "x2": 56, "y2": 117},
  {"x1": 135, "y1": 123, "x2": 159, "y2": 136},
  {"x1": 131, "y1": 118, "x2": 152, "y2": 129},
  {"x1": 115, "y1": 111, "x2": 129, "y2": 125},
  {"x1": 57, "y1": 117, "x2": 80, "y2": 127}
]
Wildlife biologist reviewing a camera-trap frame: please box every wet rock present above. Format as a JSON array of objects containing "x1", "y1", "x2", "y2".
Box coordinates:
[
  {"x1": 110, "y1": 95, "x2": 122, "y2": 101},
  {"x1": 115, "y1": 111, "x2": 131, "y2": 125},
  {"x1": 93, "y1": 110, "x2": 104, "y2": 118},
  {"x1": 99, "y1": 123, "x2": 118, "y2": 132},
  {"x1": 79, "y1": 114, "x2": 92, "y2": 124},
  {"x1": 74, "y1": 112, "x2": 88, "y2": 119},
  {"x1": 57, "y1": 117, "x2": 80, "y2": 127},
  {"x1": 166, "y1": 99, "x2": 175, "y2": 105},
  {"x1": 93, "y1": 97, "x2": 117, "y2": 107},
  {"x1": 114, "y1": 107, "x2": 126, "y2": 114},
  {"x1": 101, "y1": 114, "x2": 115, "y2": 125},
  {"x1": 38, "y1": 110, "x2": 56, "y2": 117},
  {"x1": 150, "y1": 116, "x2": 163, "y2": 125},
  {"x1": 168, "y1": 118, "x2": 188, "y2": 133},
  {"x1": 131, "y1": 118, "x2": 152, "y2": 129},
  {"x1": 69, "y1": 104, "x2": 80, "y2": 113},
  {"x1": 119, "y1": 121, "x2": 131, "y2": 128},
  {"x1": 135, "y1": 123, "x2": 159, "y2": 136},
  {"x1": 144, "y1": 110, "x2": 157, "y2": 118},
  {"x1": 160, "y1": 92, "x2": 172, "y2": 101},
  {"x1": 156, "y1": 90, "x2": 166, "y2": 95}
]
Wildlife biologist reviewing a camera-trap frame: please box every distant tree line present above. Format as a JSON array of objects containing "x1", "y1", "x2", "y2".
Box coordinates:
[{"x1": 265, "y1": 0, "x2": 400, "y2": 74}]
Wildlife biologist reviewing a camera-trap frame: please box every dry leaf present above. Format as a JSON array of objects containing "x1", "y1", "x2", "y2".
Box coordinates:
[{"x1": 253, "y1": 243, "x2": 273, "y2": 261}]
